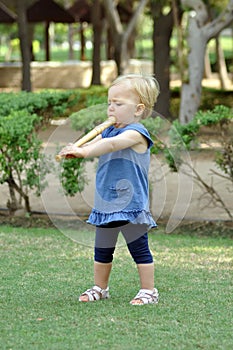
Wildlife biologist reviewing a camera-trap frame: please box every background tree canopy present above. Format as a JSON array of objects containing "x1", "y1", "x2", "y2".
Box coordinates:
[{"x1": 0, "y1": 0, "x2": 232, "y2": 122}]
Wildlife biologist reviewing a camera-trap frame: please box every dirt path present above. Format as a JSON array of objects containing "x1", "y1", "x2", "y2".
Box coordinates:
[
  {"x1": 1, "y1": 74, "x2": 232, "y2": 229},
  {"x1": 1, "y1": 120, "x2": 232, "y2": 232}
]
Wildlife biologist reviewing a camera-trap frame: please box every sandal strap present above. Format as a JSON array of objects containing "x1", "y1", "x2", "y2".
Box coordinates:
[
  {"x1": 131, "y1": 288, "x2": 159, "y2": 305},
  {"x1": 79, "y1": 285, "x2": 110, "y2": 302}
]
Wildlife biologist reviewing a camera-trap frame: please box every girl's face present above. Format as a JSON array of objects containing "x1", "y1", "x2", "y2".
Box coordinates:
[{"x1": 107, "y1": 83, "x2": 144, "y2": 128}]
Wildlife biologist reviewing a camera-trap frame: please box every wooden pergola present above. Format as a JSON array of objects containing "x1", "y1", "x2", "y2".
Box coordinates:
[
  {"x1": 68, "y1": 0, "x2": 92, "y2": 60},
  {"x1": 27, "y1": 0, "x2": 75, "y2": 61},
  {"x1": 0, "y1": 1, "x2": 16, "y2": 23},
  {"x1": 68, "y1": 0, "x2": 91, "y2": 23}
]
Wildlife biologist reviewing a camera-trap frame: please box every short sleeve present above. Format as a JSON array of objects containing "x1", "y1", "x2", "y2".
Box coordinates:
[{"x1": 102, "y1": 123, "x2": 154, "y2": 149}]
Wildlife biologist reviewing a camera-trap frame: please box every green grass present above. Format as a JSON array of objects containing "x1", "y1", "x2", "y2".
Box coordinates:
[{"x1": 0, "y1": 225, "x2": 232, "y2": 350}]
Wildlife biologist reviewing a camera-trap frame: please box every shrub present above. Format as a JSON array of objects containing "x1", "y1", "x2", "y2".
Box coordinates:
[
  {"x1": 0, "y1": 110, "x2": 49, "y2": 213},
  {"x1": 0, "y1": 90, "x2": 79, "y2": 125},
  {"x1": 0, "y1": 90, "x2": 80, "y2": 214},
  {"x1": 165, "y1": 105, "x2": 233, "y2": 219}
]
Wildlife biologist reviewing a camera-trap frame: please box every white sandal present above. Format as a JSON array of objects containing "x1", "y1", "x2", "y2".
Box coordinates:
[
  {"x1": 79, "y1": 285, "x2": 110, "y2": 302},
  {"x1": 130, "y1": 288, "x2": 159, "y2": 305}
]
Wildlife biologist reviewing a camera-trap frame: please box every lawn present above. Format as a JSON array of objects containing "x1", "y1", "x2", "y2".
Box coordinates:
[{"x1": 0, "y1": 224, "x2": 232, "y2": 350}]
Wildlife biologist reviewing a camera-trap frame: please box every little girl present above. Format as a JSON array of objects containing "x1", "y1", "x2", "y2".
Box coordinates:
[{"x1": 59, "y1": 74, "x2": 160, "y2": 305}]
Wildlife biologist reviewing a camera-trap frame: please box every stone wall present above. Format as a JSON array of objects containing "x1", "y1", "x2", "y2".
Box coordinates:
[{"x1": 0, "y1": 59, "x2": 153, "y2": 89}]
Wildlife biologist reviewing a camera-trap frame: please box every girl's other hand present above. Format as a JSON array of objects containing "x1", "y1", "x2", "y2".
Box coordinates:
[{"x1": 58, "y1": 143, "x2": 85, "y2": 159}]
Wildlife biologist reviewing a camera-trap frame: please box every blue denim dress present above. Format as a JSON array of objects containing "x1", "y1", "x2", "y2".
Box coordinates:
[{"x1": 87, "y1": 123, "x2": 157, "y2": 230}]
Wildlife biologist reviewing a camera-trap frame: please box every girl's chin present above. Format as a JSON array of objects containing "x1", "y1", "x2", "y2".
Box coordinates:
[
  {"x1": 114, "y1": 123, "x2": 121, "y2": 128},
  {"x1": 113, "y1": 119, "x2": 135, "y2": 128},
  {"x1": 114, "y1": 122, "x2": 127, "y2": 128}
]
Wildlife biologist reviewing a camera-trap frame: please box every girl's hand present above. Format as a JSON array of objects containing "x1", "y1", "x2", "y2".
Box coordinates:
[{"x1": 58, "y1": 143, "x2": 85, "y2": 159}]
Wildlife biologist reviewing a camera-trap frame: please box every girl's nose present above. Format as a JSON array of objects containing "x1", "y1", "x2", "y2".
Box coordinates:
[{"x1": 108, "y1": 103, "x2": 114, "y2": 110}]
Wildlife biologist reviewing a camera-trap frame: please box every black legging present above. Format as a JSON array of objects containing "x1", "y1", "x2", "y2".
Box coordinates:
[{"x1": 94, "y1": 222, "x2": 153, "y2": 264}]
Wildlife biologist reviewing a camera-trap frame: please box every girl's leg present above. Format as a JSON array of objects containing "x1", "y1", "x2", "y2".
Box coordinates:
[
  {"x1": 79, "y1": 225, "x2": 119, "y2": 302},
  {"x1": 94, "y1": 261, "x2": 112, "y2": 290},
  {"x1": 126, "y1": 231, "x2": 154, "y2": 289},
  {"x1": 94, "y1": 226, "x2": 120, "y2": 288},
  {"x1": 79, "y1": 261, "x2": 113, "y2": 302},
  {"x1": 122, "y1": 225, "x2": 157, "y2": 304},
  {"x1": 136, "y1": 262, "x2": 154, "y2": 290}
]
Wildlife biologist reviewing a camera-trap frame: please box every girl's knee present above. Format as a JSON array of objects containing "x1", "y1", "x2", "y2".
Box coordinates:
[
  {"x1": 127, "y1": 233, "x2": 153, "y2": 264},
  {"x1": 94, "y1": 247, "x2": 115, "y2": 263}
]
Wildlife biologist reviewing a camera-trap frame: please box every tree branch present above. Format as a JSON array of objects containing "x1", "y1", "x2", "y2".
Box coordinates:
[
  {"x1": 124, "y1": 0, "x2": 148, "y2": 43},
  {"x1": 184, "y1": 163, "x2": 233, "y2": 219},
  {"x1": 102, "y1": 0, "x2": 123, "y2": 38},
  {"x1": 204, "y1": 0, "x2": 233, "y2": 40},
  {"x1": 181, "y1": 0, "x2": 209, "y2": 27}
]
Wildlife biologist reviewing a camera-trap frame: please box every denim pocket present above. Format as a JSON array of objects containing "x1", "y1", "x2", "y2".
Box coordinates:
[
  {"x1": 108, "y1": 179, "x2": 133, "y2": 207},
  {"x1": 109, "y1": 186, "x2": 129, "y2": 199}
]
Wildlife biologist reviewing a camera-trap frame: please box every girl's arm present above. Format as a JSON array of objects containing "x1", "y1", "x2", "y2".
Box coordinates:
[
  {"x1": 59, "y1": 130, "x2": 147, "y2": 159},
  {"x1": 81, "y1": 134, "x2": 102, "y2": 147}
]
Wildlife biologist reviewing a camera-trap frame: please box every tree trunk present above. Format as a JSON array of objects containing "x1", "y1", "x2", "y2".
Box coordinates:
[
  {"x1": 6, "y1": 172, "x2": 31, "y2": 213},
  {"x1": 216, "y1": 36, "x2": 230, "y2": 89},
  {"x1": 179, "y1": 17, "x2": 207, "y2": 124},
  {"x1": 28, "y1": 23, "x2": 35, "y2": 61},
  {"x1": 180, "y1": 0, "x2": 233, "y2": 123},
  {"x1": 152, "y1": 3, "x2": 174, "y2": 119},
  {"x1": 204, "y1": 46, "x2": 212, "y2": 78},
  {"x1": 45, "y1": 21, "x2": 50, "y2": 61},
  {"x1": 102, "y1": 0, "x2": 148, "y2": 75},
  {"x1": 68, "y1": 24, "x2": 74, "y2": 60},
  {"x1": 102, "y1": 0, "x2": 124, "y2": 74},
  {"x1": 7, "y1": 181, "x2": 19, "y2": 214},
  {"x1": 106, "y1": 27, "x2": 114, "y2": 59},
  {"x1": 16, "y1": 0, "x2": 31, "y2": 91},
  {"x1": 80, "y1": 22, "x2": 86, "y2": 60},
  {"x1": 91, "y1": 0, "x2": 103, "y2": 85},
  {"x1": 172, "y1": 0, "x2": 185, "y2": 81}
]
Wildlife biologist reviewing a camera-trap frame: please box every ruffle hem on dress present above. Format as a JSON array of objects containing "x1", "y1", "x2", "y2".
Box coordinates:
[{"x1": 87, "y1": 209, "x2": 157, "y2": 230}]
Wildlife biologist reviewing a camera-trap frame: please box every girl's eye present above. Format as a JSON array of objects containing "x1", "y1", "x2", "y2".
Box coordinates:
[{"x1": 108, "y1": 102, "x2": 123, "y2": 107}]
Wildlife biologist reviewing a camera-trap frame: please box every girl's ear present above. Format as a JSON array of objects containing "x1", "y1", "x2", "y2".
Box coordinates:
[{"x1": 135, "y1": 103, "x2": 145, "y2": 116}]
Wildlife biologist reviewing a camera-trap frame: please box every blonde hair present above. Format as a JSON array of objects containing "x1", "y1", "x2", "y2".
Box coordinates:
[{"x1": 110, "y1": 74, "x2": 160, "y2": 118}]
